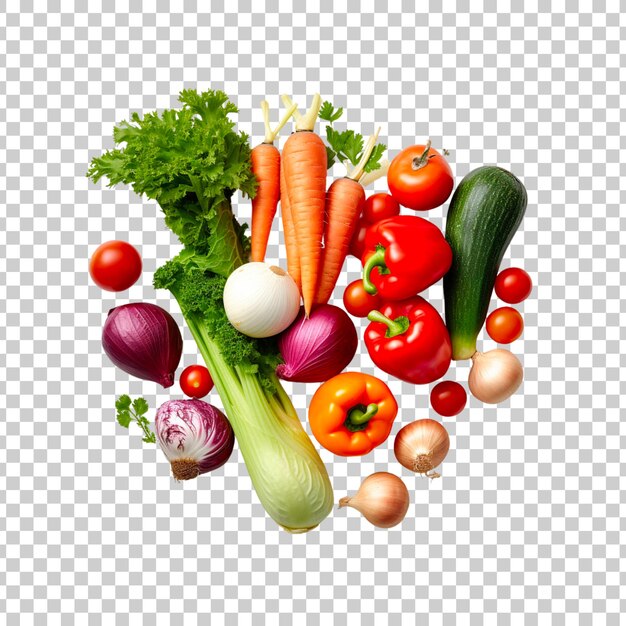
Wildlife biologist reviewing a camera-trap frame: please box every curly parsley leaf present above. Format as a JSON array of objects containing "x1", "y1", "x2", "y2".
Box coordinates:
[
  {"x1": 154, "y1": 252, "x2": 281, "y2": 391},
  {"x1": 87, "y1": 89, "x2": 255, "y2": 277}
]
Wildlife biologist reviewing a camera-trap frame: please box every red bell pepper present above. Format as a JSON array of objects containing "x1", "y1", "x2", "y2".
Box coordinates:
[
  {"x1": 361, "y1": 215, "x2": 452, "y2": 300},
  {"x1": 364, "y1": 296, "x2": 452, "y2": 384}
]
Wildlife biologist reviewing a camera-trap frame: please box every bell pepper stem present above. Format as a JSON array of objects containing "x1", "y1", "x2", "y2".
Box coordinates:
[
  {"x1": 346, "y1": 403, "x2": 379, "y2": 427},
  {"x1": 362, "y1": 245, "x2": 387, "y2": 295},
  {"x1": 367, "y1": 310, "x2": 410, "y2": 338}
]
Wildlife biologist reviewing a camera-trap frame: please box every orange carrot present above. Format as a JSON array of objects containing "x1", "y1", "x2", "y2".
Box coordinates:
[
  {"x1": 279, "y1": 157, "x2": 301, "y2": 291},
  {"x1": 314, "y1": 178, "x2": 365, "y2": 304},
  {"x1": 250, "y1": 100, "x2": 298, "y2": 262},
  {"x1": 280, "y1": 94, "x2": 327, "y2": 317},
  {"x1": 315, "y1": 130, "x2": 386, "y2": 305}
]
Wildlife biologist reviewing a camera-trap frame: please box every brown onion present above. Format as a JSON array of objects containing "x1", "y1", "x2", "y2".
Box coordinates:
[
  {"x1": 468, "y1": 349, "x2": 523, "y2": 404},
  {"x1": 394, "y1": 419, "x2": 450, "y2": 479},
  {"x1": 339, "y1": 472, "x2": 409, "y2": 528}
]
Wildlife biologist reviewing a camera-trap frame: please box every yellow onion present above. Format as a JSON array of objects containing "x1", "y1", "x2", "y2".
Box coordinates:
[
  {"x1": 394, "y1": 419, "x2": 450, "y2": 479},
  {"x1": 468, "y1": 349, "x2": 523, "y2": 404},
  {"x1": 338, "y1": 472, "x2": 409, "y2": 528}
]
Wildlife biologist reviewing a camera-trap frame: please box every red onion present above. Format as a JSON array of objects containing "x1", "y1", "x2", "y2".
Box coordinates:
[
  {"x1": 102, "y1": 302, "x2": 183, "y2": 388},
  {"x1": 155, "y1": 399, "x2": 234, "y2": 480},
  {"x1": 276, "y1": 304, "x2": 358, "y2": 383}
]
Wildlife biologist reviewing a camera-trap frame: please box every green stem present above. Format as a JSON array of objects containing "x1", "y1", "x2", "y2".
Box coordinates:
[
  {"x1": 367, "y1": 310, "x2": 410, "y2": 338},
  {"x1": 451, "y1": 335, "x2": 478, "y2": 361},
  {"x1": 411, "y1": 139, "x2": 432, "y2": 170},
  {"x1": 362, "y1": 245, "x2": 387, "y2": 295},
  {"x1": 347, "y1": 403, "x2": 378, "y2": 425}
]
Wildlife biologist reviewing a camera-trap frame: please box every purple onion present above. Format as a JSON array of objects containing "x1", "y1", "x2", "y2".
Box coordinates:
[
  {"x1": 155, "y1": 399, "x2": 234, "y2": 480},
  {"x1": 276, "y1": 304, "x2": 358, "y2": 383},
  {"x1": 102, "y1": 302, "x2": 183, "y2": 388}
]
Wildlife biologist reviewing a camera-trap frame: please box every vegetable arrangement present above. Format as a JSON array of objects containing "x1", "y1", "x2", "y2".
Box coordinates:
[{"x1": 88, "y1": 88, "x2": 532, "y2": 532}]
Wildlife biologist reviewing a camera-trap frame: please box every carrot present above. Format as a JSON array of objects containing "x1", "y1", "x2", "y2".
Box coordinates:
[
  {"x1": 315, "y1": 131, "x2": 387, "y2": 305},
  {"x1": 280, "y1": 93, "x2": 327, "y2": 317},
  {"x1": 279, "y1": 157, "x2": 301, "y2": 291},
  {"x1": 250, "y1": 100, "x2": 298, "y2": 262}
]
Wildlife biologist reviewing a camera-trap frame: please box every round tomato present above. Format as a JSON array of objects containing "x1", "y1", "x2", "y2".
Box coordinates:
[
  {"x1": 362, "y1": 193, "x2": 400, "y2": 223},
  {"x1": 387, "y1": 142, "x2": 454, "y2": 211},
  {"x1": 430, "y1": 380, "x2": 467, "y2": 417},
  {"x1": 89, "y1": 240, "x2": 142, "y2": 292},
  {"x1": 180, "y1": 365, "x2": 214, "y2": 399},
  {"x1": 495, "y1": 267, "x2": 532, "y2": 304},
  {"x1": 343, "y1": 280, "x2": 381, "y2": 318},
  {"x1": 349, "y1": 221, "x2": 369, "y2": 259},
  {"x1": 486, "y1": 307, "x2": 524, "y2": 344}
]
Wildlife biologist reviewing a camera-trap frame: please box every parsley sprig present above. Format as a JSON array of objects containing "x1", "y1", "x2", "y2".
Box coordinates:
[
  {"x1": 319, "y1": 101, "x2": 386, "y2": 175},
  {"x1": 115, "y1": 395, "x2": 156, "y2": 444}
]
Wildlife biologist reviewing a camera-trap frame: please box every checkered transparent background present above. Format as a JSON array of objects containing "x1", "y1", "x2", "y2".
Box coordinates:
[{"x1": 1, "y1": 1, "x2": 624, "y2": 624}]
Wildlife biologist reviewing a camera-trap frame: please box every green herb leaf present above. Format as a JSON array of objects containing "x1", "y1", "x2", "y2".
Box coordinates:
[
  {"x1": 87, "y1": 89, "x2": 255, "y2": 277},
  {"x1": 341, "y1": 131, "x2": 365, "y2": 167},
  {"x1": 323, "y1": 125, "x2": 386, "y2": 174},
  {"x1": 116, "y1": 411, "x2": 132, "y2": 429},
  {"x1": 115, "y1": 395, "x2": 156, "y2": 444},
  {"x1": 318, "y1": 101, "x2": 343, "y2": 123},
  {"x1": 362, "y1": 142, "x2": 387, "y2": 173},
  {"x1": 116, "y1": 394, "x2": 132, "y2": 412},
  {"x1": 132, "y1": 397, "x2": 149, "y2": 417},
  {"x1": 325, "y1": 145, "x2": 336, "y2": 170}
]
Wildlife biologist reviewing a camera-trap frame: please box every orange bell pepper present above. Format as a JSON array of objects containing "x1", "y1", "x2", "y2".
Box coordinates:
[{"x1": 308, "y1": 372, "x2": 398, "y2": 457}]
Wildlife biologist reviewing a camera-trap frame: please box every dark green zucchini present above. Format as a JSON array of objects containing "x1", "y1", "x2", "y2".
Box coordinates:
[{"x1": 444, "y1": 166, "x2": 527, "y2": 360}]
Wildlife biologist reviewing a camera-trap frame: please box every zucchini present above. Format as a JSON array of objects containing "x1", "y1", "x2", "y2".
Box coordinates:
[{"x1": 444, "y1": 166, "x2": 527, "y2": 360}]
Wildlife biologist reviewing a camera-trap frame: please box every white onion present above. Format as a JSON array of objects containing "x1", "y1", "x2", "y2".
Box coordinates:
[
  {"x1": 223, "y1": 262, "x2": 301, "y2": 338},
  {"x1": 468, "y1": 349, "x2": 524, "y2": 404}
]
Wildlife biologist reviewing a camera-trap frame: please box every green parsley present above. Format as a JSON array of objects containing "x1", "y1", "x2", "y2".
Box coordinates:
[
  {"x1": 318, "y1": 100, "x2": 386, "y2": 174},
  {"x1": 115, "y1": 395, "x2": 156, "y2": 444}
]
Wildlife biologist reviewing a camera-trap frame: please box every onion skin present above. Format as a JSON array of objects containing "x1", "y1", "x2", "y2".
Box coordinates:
[
  {"x1": 223, "y1": 262, "x2": 301, "y2": 338},
  {"x1": 155, "y1": 399, "x2": 234, "y2": 479},
  {"x1": 468, "y1": 349, "x2": 523, "y2": 404},
  {"x1": 276, "y1": 304, "x2": 358, "y2": 383},
  {"x1": 339, "y1": 472, "x2": 409, "y2": 528},
  {"x1": 102, "y1": 303, "x2": 183, "y2": 388},
  {"x1": 394, "y1": 419, "x2": 450, "y2": 478}
]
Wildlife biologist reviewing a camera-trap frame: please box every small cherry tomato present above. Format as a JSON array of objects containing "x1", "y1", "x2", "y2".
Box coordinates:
[
  {"x1": 179, "y1": 365, "x2": 214, "y2": 399},
  {"x1": 387, "y1": 142, "x2": 454, "y2": 211},
  {"x1": 486, "y1": 307, "x2": 524, "y2": 344},
  {"x1": 362, "y1": 193, "x2": 401, "y2": 223},
  {"x1": 89, "y1": 240, "x2": 142, "y2": 292},
  {"x1": 349, "y1": 220, "x2": 370, "y2": 259},
  {"x1": 430, "y1": 380, "x2": 467, "y2": 417},
  {"x1": 495, "y1": 267, "x2": 532, "y2": 304},
  {"x1": 343, "y1": 279, "x2": 381, "y2": 318}
]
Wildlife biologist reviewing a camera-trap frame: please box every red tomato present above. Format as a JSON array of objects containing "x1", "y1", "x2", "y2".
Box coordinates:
[
  {"x1": 387, "y1": 143, "x2": 454, "y2": 211},
  {"x1": 495, "y1": 267, "x2": 532, "y2": 304},
  {"x1": 486, "y1": 307, "x2": 524, "y2": 344},
  {"x1": 430, "y1": 380, "x2": 467, "y2": 417},
  {"x1": 179, "y1": 365, "x2": 214, "y2": 399},
  {"x1": 362, "y1": 193, "x2": 400, "y2": 223},
  {"x1": 343, "y1": 280, "x2": 381, "y2": 318},
  {"x1": 349, "y1": 220, "x2": 369, "y2": 259},
  {"x1": 89, "y1": 240, "x2": 142, "y2": 292}
]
